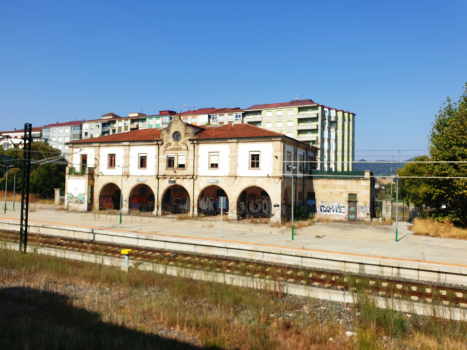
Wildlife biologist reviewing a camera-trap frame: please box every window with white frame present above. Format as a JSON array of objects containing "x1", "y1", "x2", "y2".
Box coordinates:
[
  {"x1": 228, "y1": 114, "x2": 234, "y2": 122},
  {"x1": 178, "y1": 154, "x2": 186, "y2": 169},
  {"x1": 219, "y1": 115, "x2": 224, "y2": 122},
  {"x1": 265, "y1": 111, "x2": 272, "y2": 117},
  {"x1": 211, "y1": 115, "x2": 218, "y2": 124},
  {"x1": 287, "y1": 120, "x2": 293, "y2": 127},
  {"x1": 90, "y1": 125, "x2": 94, "y2": 130},
  {"x1": 286, "y1": 132, "x2": 293, "y2": 137},
  {"x1": 209, "y1": 152, "x2": 219, "y2": 169},
  {"x1": 65, "y1": 128, "x2": 69, "y2": 133},
  {"x1": 52, "y1": 128, "x2": 57, "y2": 133},
  {"x1": 58, "y1": 137, "x2": 62, "y2": 142},
  {"x1": 265, "y1": 122, "x2": 272, "y2": 128},
  {"x1": 191, "y1": 117, "x2": 197, "y2": 123},
  {"x1": 58, "y1": 128, "x2": 63, "y2": 133},
  {"x1": 287, "y1": 109, "x2": 293, "y2": 116},
  {"x1": 65, "y1": 136, "x2": 70, "y2": 142},
  {"x1": 330, "y1": 131, "x2": 335, "y2": 139},
  {"x1": 276, "y1": 110, "x2": 283, "y2": 117},
  {"x1": 52, "y1": 137, "x2": 56, "y2": 141},
  {"x1": 286, "y1": 152, "x2": 292, "y2": 168},
  {"x1": 276, "y1": 121, "x2": 282, "y2": 128},
  {"x1": 235, "y1": 113, "x2": 242, "y2": 121}
]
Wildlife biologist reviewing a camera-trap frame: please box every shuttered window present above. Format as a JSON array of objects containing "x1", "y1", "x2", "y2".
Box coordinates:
[
  {"x1": 209, "y1": 152, "x2": 219, "y2": 169},
  {"x1": 178, "y1": 154, "x2": 186, "y2": 169}
]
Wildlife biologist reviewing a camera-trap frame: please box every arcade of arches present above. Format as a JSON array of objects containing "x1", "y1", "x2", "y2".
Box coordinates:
[
  {"x1": 198, "y1": 185, "x2": 228, "y2": 215},
  {"x1": 129, "y1": 184, "x2": 155, "y2": 212},
  {"x1": 162, "y1": 185, "x2": 190, "y2": 215},
  {"x1": 99, "y1": 183, "x2": 120, "y2": 210},
  {"x1": 236, "y1": 186, "x2": 272, "y2": 218}
]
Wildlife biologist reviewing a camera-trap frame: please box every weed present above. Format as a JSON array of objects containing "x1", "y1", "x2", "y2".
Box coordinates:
[{"x1": 411, "y1": 218, "x2": 467, "y2": 239}]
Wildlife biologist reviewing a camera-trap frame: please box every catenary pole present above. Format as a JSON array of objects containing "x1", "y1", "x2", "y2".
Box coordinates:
[
  {"x1": 396, "y1": 176, "x2": 399, "y2": 242},
  {"x1": 13, "y1": 172, "x2": 16, "y2": 210},
  {"x1": 291, "y1": 168, "x2": 295, "y2": 241},
  {"x1": 120, "y1": 165, "x2": 124, "y2": 224},
  {"x1": 3, "y1": 167, "x2": 8, "y2": 213}
]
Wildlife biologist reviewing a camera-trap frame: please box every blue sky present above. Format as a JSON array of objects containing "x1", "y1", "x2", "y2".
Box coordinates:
[{"x1": 1, "y1": 0, "x2": 466, "y2": 160}]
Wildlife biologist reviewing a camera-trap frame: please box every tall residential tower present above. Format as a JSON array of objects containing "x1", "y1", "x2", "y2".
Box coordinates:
[{"x1": 244, "y1": 99, "x2": 355, "y2": 171}]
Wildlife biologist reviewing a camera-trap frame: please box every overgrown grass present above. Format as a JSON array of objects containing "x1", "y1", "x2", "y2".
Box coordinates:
[
  {"x1": 411, "y1": 218, "x2": 467, "y2": 240},
  {"x1": 0, "y1": 190, "x2": 55, "y2": 204},
  {"x1": 1, "y1": 248, "x2": 467, "y2": 349}
]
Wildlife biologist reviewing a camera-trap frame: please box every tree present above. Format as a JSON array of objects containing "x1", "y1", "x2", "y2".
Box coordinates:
[
  {"x1": 0, "y1": 142, "x2": 66, "y2": 199},
  {"x1": 30, "y1": 163, "x2": 65, "y2": 198},
  {"x1": 396, "y1": 155, "x2": 431, "y2": 209},
  {"x1": 427, "y1": 84, "x2": 467, "y2": 226}
]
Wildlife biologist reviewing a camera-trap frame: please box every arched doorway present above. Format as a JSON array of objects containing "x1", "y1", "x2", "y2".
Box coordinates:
[
  {"x1": 162, "y1": 185, "x2": 190, "y2": 214},
  {"x1": 198, "y1": 185, "x2": 229, "y2": 215},
  {"x1": 129, "y1": 184, "x2": 155, "y2": 212},
  {"x1": 237, "y1": 186, "x2": 271, "y2": 218},
  {"x1": 99, "y1": 183, "x2": 120, "y2": 210}
]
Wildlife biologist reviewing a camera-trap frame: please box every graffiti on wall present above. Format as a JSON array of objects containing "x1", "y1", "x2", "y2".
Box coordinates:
[
  {"x1": 239, "y1": 193, "x2": 271, "y2": 216},
  {"x1": 198, "y1": 192, "x2": 229, "y2": 212},
  {"x1": 318, "y1": 203, "x2": 346, "y2": 215},
  {"x1": 67, "y1": 178, "x2": 86, "y2": 205},
  {"x1": 100, "y1": 196, "x2": 114, "y2": 209},
  {"x1": 68, "y1": 192, "x2": 85, "y2": 204},
  {"x1": 358, "y1": 203, "x2": 369, "y2": 218}
]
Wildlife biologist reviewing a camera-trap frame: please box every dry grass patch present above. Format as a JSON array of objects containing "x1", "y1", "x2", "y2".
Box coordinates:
[
  {"x1": 411, "y1": 218, "x2": 467, "y2": 240},
  {"x1": 284, "y1": 219, "x2": 314, "y2": 229}
]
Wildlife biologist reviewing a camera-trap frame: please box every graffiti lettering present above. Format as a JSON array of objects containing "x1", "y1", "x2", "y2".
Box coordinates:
[
  {"x1": 247, "y1": 197, "x2": 271, "y2": 216},
  {"x1": 319, "y1": 203, "x2": 346, "y2": 215},
  {"x1": 199, "y1": 195, "x2": 215, "y2": 211}
]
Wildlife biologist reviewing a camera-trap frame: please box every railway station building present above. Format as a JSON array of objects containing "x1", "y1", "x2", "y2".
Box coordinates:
[{"x1": 65, "y1": 116, "x2": 374, "y2": 223}]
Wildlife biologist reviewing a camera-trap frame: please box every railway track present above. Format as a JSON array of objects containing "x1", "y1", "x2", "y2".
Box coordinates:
[{"x1": 1, "y1": 230, "x2": 467, "y2": 309}]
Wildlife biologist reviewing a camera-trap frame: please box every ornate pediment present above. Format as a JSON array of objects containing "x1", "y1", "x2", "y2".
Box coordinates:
[{"x1": 160, "y1": 116, "x2": 195, "y2": 152}]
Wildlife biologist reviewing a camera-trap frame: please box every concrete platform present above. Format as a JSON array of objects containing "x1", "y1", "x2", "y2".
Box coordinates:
[{"x1": 1, "y1": 207, "x2": 467, "y2": 285}]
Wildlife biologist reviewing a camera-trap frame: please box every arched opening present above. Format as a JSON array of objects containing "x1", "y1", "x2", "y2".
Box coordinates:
[
  {"x1": 161, "y1": 185, "x2": 190, "y2": 215},
  {"x1": 99, "y1": 183, "x2": 120, "y2": 210},
  {"x1": 129, "y1": 184, "x2": 155, "y2": 212},
  {"x1": 237, "y1": 186, "x2": 272, "y2": 219},
  {"x1": 198, "y1": 185, "x2": 229, "y2": 216}
]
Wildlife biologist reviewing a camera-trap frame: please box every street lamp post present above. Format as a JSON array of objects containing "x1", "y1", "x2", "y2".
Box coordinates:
[
  {"x1": 290, "y1": 166, "x2": 297, "y2": 241},
  {"x1": 117, "y1": 165, "x2": 129, "y2": 225},
  {"x1": 13, "y1": 171, "x2": 16, "y2": 210},
  {"x1": 1, "y1": 165, "x2": 13, "y2": 214}
]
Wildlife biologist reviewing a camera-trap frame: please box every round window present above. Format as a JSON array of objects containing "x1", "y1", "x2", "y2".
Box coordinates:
[{"x1": 173, "y1": 132, "x2": 181, "y2": 141}]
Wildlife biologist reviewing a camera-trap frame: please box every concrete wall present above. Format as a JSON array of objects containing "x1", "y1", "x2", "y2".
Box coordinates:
[{"x1": 313, "y1": 171, "x2": 374, "y2": 221}]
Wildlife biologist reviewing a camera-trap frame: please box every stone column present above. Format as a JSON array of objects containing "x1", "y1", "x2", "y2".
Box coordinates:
[
  {"x1": 382, "y1": 199, "x2": 392, "y2": 220},
  {"x1": 54, "y1": 188, "x2": 61, "y2": 205}
]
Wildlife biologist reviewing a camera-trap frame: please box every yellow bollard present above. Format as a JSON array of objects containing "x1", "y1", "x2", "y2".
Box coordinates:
[{"x1": 121, "y1": 249, "x2": 132, "y2": 271}]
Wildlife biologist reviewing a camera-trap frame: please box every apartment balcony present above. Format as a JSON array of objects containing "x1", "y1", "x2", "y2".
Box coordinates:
[
  {"x1": 67, "y1": 166, "x2": 94, "y2": 176},
  {"x1": 102, "y1": 125, "x2": 110, "y2": 131},
  {"x1": 296, "y1": 124, "x2": 318, "y2": 130},
  {"x1": 330, "y1": 116, "x2": 336, "y2": 122},
  {"x1": 297, "y1": 112, "x2": 319, "y2": 119},
  {"x1": 245, "y1": 116, "x2": 262, "y2": 122},
  {"x1": 130, "y1": 123, "x2": 139, "y2": 129},
  {"x1": 297, "y1": 135, "x2": 318, "y2": 142}
]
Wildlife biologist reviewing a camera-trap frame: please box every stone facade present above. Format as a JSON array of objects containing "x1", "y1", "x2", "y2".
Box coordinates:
[{"x1": 65, "y1": 116, "x2": 374, "y2": 223}]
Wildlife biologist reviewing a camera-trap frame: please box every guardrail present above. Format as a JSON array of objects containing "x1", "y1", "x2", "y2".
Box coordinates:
[{"x1": 1, "y1": 219, "x2": 466, "y2": 286}]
